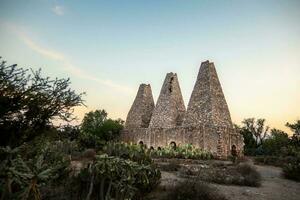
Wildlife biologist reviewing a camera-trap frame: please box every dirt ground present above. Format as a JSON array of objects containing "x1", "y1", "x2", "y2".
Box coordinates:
[
  {"x1": 148, "y1": 159, "x2": 300, "y2": 200},
  {"x1": 213, "y1": 164, "x2": 300, "y2": 200}
]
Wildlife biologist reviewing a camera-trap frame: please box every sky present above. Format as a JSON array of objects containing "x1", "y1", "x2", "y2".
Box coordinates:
[{"x1": 0, "y1": 0, "x2": 299, "y2": 134}]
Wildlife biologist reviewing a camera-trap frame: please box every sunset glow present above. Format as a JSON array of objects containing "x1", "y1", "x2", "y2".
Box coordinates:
[{"x1": 1, "y1": 0, "x2": 299, "y2": 134}]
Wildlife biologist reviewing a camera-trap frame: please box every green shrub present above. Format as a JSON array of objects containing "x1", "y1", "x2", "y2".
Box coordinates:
[
  {"x1": 281, "y1": 146, "x2": 300, "y2": 157},
  {"x1": 162, "y1": 179, "x2": 227, "y2": 200},
  {"x1": 254, "y1": 156, "x2": 279, "y2": 166},
  {"x1": 151, "y1": 144, "x2": 213, "y2": 160},
  {"x1": 68, "y1": 154, "x2": 161, "y2": 199},
  {"x1": 80, "y1": 110, "x2": 124, "y2": 148},
  {"x1": 102, "y1": 142, "x2": 153, "y2": 165},
  {"x1": 0, "y1": 146, "x2": 67, "y2": 200},
  {"x1": 283, "y1": 155, "x2": 300, "y2": 182}
]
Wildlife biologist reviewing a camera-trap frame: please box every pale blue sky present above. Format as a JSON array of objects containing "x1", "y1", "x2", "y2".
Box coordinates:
[{"x1": 0, "y1": 0, "x2": 299, "y2": 133}]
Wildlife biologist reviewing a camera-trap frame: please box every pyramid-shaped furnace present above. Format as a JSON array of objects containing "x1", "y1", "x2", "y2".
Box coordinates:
[
  {"x1": 183, "y1": 61, "x2": 233, "y2": 127},
  {"x1": 149, "y1": 73, "x2": 186, "y2": 128},
  {"x1": 125, "y1": 84, "x2": 155, "y2": 128}
]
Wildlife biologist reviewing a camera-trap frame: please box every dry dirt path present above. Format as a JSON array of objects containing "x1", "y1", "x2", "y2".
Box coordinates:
[
  {"x1": 213, "y1": 164, "x2": 300, "y2": 200},
  {"x1": 148, "y1": 161, "x2": 300, "y2": 200}
]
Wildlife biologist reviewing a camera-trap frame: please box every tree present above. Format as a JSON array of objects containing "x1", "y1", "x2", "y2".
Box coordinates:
[
  {"x1": 0, "y1": 58, "x2": 85, "y2": 146},
  {"x1": 262, "y1": 129, "x2": 289, "y2": 155},
  {"x1": 100, "y1": 119, "x2": 124, "y2": 141},
  {"x1": 81, "y1": 110, "x2": 108, "y2": 136},
  {"x1": 235, "y1": 123, "x2": 256, "y2": 155},
  {"x1": 80, "y1": 110, "x2": 124, "y2": 147},
  {"x1": 241, "y1": 118, "x2": 269, "y2": 147},
  {"x1": 286, "y1": 120, "x2": 300, "y2": 146},
  {"x1": 236, "y1": 118, "x2": 270, "y2": 155},
  {"x1": 286, "y1": 120, "x2": 300, "y2": 135}
]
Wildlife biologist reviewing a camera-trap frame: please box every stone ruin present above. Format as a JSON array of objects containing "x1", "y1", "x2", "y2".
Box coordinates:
[{"x1": 121, "y1": 60, "x2": 244, "y2": 158}]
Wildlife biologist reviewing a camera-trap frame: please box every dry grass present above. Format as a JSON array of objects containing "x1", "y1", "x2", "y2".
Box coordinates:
[
  {"x1": 160, "y1": 179, "x2": 227, "y2": 200},
  {"x1": 179, "y1": 162, "x2": 262, "y2": 187},
  {"x1": 236, "y1": 163, "x2": 262, "y2": 186},
  {"x1": 158, "y1": 161, "x2": 181, "y2": 171}
]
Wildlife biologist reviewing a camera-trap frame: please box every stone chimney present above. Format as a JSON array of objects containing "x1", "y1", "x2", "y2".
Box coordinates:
[
  {"x1": 149, "y1": 73, "x2": 186, "y2": 128},
  {"x1": 125, "y1": 84, "x2": 155, "y2": 128},
  {"x1": 183, "y1": 61, "x2": 233, "y2": 127}
]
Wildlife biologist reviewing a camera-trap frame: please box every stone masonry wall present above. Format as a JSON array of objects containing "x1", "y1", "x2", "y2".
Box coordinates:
[
  {"x1": 183, "y1": 61, "x2": 233, "y2": 128},
  {"x1": 121, "y1": 127, "x2": 204, "y2": 150},
  {"x1": 125, "y1": 84, "x2": 155, "y2": 128},
  {"x1": 149, "y1": 73, "x2": 186, "y2": 128},
  {"x1": 122, "y1": 60, "x2": 244, "y2": 158},
  {"x1": 120, "y1": 125, "x2": 242, "y2": 157}
]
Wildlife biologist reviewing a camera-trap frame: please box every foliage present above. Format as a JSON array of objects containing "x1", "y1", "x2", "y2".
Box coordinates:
[
  {"x1": 158, "y1": 161, "x2": 181, "y2": 172},
  {"x1": 262, "y1": 129, "x2": 289, "y2": 155},
  {"x1": 37, "y1": 141, "x2": 74, "y2": 184},
  {"x1": 0, "y1": 146, "x2": 66, "y2": 200},
  {"x1": 81, "y1": 110, "x2": 108, "y2": 136},
  {"x1": 80, "y1": 110, "x2": 124, "y2": 148},
  {"x1": 286, "y1": 120, "x2": 300, "y2": 146},
  {"x1": 238, "y1": 118, "x2": 300, "y2": 157},
  {"x1": 102, "y1": 142, "x2": 152, "y2": 165},
  {"x1": 238, "y1": 118, "x2": 269, "y2": 154},
  {"x1": 68, "y1": 154, "x2": 161, "y2": 200},
  {"x1": 236, "y1": 163, "x2": 261, "y2": 186},
  {"x1": 162, "y1": 180, "x2": 227, "y2": 200},
  {"x1": 251, "y1": 120, "x2": 300, "y2": 183},
  {"x1": 178, "y1": 162, "x2": 261, "y2": 187},
  {"x1": 0, "y1": 58, "x2": 85, "y2": 147},
  {"x1": 151, "y1": 144, "x2": 213, "y2": 160},
  {"x1": 282, "y1": 155, "x2": 300, "y2": 182},
  {"x1": 286, "y1": 120, "x2": 300, "y2": 136},
  {"x1": 18, "y1": 128, "x2": 81, "y2": 161},
  {"x1": 57, "y1": 125, "x2": 81, "y2": 141},
  {"x1": 254, "y1": 155, "x2": 296, "y2": 167}
]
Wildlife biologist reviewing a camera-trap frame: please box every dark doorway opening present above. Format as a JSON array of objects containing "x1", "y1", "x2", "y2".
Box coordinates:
[
  {"x1": 170, "y1": 141, "x2": 177, "y2": 150},
  {"x1": 231, "y1": 145, "x2": 237, "y2": 157}
]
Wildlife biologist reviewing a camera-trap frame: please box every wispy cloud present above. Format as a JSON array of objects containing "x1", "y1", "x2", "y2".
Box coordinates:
[
  {"x1": 52, "y1": 5, "x2": 64, "y2": 16},
  {"x1": 2, "y1": 21, "x2": 134, "y2": 94},
  {"x1": 21, "y1": 34, "x2": 64, "y2": 61}
]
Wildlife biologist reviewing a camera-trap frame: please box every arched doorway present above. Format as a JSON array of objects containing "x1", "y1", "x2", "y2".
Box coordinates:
[
  {"x1": 170, "y1": 141, "x2": 176, "y2": 150},
  {"x1": 231, "y1": 145, "x2": 237, "y2": 157},
  {"x1": 139, "y1": 141, "x2": 146, "y2": 148}
]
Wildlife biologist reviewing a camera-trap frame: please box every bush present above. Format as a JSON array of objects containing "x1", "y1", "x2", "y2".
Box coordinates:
[
  {"x1": 283, "y1": 155, "x2": 300, "y2": 182},
  {"x1": 158, "y1": 161, "x2": 181, "y2": 172},
  {"x1": 178, "y1": 162, "x2": 261, "y2": 187},
  {"x1": 80, "y1": 110, "x2": 124, "y2": 148},
  {"x1": 151, "y1": 144, "x2": 213, "y2": 160},
  {"x1": 102, "y1": 142, "x2": 153, "y2": 165},
  {"x1": 162, "y1": 179, "x2": 227, "y2": 200},
  {"x1": 68, "y1": 154, "x2": 161, "y2": 199},
  {"x1": 254, "y1": 155, "x2": 296, "y2": 167},
  {"x1": 236, "y1": 163, "x2": 261, "y2": 186},
  {"x1": 0, "y1": 145, "x2": 69, "y2": 200}
]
